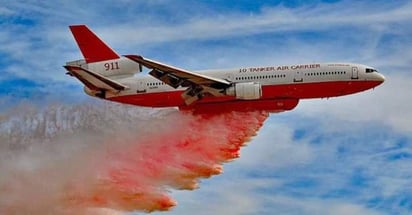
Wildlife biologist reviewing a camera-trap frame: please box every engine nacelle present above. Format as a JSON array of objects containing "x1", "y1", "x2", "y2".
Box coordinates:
[{"x1": 226, "y1": 82, "x2": 262, "y2": 100}]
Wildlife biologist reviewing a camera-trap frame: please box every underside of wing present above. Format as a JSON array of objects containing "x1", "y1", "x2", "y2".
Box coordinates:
[
  {"x1": 124, "y1": 55, "x2": 232, "y2": 104},
  {"x1": 64, "y1": 65, "x2": 128, "y2": 92}
]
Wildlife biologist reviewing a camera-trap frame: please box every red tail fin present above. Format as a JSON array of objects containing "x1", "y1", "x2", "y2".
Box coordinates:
[{"x1": 69, "y1": 25, "x2": 120, "y2": 63}]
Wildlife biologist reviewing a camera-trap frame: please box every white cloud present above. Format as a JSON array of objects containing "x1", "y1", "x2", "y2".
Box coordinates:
[
  {"x1": 162, "y1": 176, "x2": 385, "y2": 215},
  {"x1": 262, "y1": 195, "x2": 385, "y2": 215},
  {"x1": 0, "y1": 0, "x2": 410, "y2": 84},
  {"x1": 121, "y1": 2, "x2": 410, "y2": 43},
  {"x1": 0, "y1": 6, "x2": 14, "y2": 16},
  {"x1": 295, "y1": 73, "x2": 412, "y2": 134},
  {"x1": 236, "y1": 119, "x2": 313, "y2": 169}
]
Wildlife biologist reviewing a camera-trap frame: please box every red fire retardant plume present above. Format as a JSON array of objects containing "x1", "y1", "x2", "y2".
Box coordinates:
[{"x1": 0, "y1": 103, "x2": 268, "y2": 214}]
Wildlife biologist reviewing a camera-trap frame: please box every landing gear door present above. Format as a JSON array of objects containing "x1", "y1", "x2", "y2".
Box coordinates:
[{"x1": 351, "y1": 67, "x2": 359, "y2": 79}]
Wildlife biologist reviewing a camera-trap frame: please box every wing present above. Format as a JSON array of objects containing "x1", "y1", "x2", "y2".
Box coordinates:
[
  {"x1": 124, "y1": 55, "x2": 231, "y2": 105},
  {"x1": 64, "y1": 65, "x2": 128, "y2": 92}
]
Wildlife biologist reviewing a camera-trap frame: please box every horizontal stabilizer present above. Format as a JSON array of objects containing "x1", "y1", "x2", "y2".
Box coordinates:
[{"x1": 64, "y1": 65, "x2": 128, "y2": 92}]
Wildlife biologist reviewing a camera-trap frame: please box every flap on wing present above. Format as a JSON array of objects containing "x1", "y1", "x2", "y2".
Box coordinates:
[
  {"x1": 64, "y1": 65, "x2": 128, "y2": 92},
  {"x1": 124, "y1": 55, "x2": 231, "y2": 89}
]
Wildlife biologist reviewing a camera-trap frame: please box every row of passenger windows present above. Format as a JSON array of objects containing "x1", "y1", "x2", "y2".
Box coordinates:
[
  {"x1": 235, "y1": 74, "x2": 286, "y2": 81},
  {"x1": 147, "y1": 82, "x2": 165, "y2": 86},
  {"x1": 146, "y1": 71, "x2": 345, "y2": 86},
  {"x1": 305, "y1": 71, "x2": 346, "y2": 76}
]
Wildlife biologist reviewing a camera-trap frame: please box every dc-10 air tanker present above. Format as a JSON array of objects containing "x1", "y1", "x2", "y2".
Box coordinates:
[{"x1": 64, "y1": 25, "x2": 385, "y2": 113}]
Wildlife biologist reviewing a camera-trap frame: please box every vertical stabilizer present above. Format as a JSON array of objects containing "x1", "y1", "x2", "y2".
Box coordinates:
[{"x1": 69, "y1": 25, "x2": 120, "y2": 63}]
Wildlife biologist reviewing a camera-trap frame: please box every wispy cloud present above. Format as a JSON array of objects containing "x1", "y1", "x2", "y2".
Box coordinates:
[
  {"x1": 88, "y1": 1, "x2": 412, "y2": 44},
  {"x1": 296, "y1": 73, "x2": 412, "y2": 134},
  {"x1": 1, "y1": 0, "x2": 411, "y2": 78}
]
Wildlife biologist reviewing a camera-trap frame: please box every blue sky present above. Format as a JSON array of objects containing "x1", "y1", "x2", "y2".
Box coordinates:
[{"x1": 1, "y1": 0, "x2": 412, "y2": 214}]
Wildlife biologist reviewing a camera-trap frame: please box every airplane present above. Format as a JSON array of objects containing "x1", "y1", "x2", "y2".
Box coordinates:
[{"x1": 64, "y1": 25, "x2": 385, "y2": 113}]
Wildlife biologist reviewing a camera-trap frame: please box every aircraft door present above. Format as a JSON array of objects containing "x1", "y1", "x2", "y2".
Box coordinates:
[
  {"x1": 293, "y1": 71, "x2": 304, "y2": 82},
  {"x1": 137, "y1": 80, "x2": 146, "y2": 93},
  {"x1": 351, "y1": 67, "x2": 359, "y2": 79},
  {"x1": 226, "y1": 73, "x2": 234, "y2": 82}
]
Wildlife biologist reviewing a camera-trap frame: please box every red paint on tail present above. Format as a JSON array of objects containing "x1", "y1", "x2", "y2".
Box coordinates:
[{"x1": 69, "y1": 25, "x2": 119, "y2": 63}]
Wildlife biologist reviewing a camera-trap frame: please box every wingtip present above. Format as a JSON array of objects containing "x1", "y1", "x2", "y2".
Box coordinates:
[
  {"x1": 63, "y1": 65, "x2": 77, "y2": 70},
  {"x1": 124, "y1": 54, "x2": 144, "y2": 60}
]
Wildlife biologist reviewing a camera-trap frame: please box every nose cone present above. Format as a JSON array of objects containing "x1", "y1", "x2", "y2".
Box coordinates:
[
  {"x1": 370, "y1": 73, "x2": 385, "y2": 89},
  {"x1": 376, "y1": 73, "x2": 385, "y2": 84}
]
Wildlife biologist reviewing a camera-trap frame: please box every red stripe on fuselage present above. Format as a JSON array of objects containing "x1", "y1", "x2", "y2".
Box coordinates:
[{"x1": 107, "y1": 80, "x2": 382, "y2": 108}]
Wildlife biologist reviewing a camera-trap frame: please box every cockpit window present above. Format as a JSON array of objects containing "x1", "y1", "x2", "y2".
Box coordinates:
[{"x1": 366, "y1": 68, "x2": 377, "y2": 73}]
